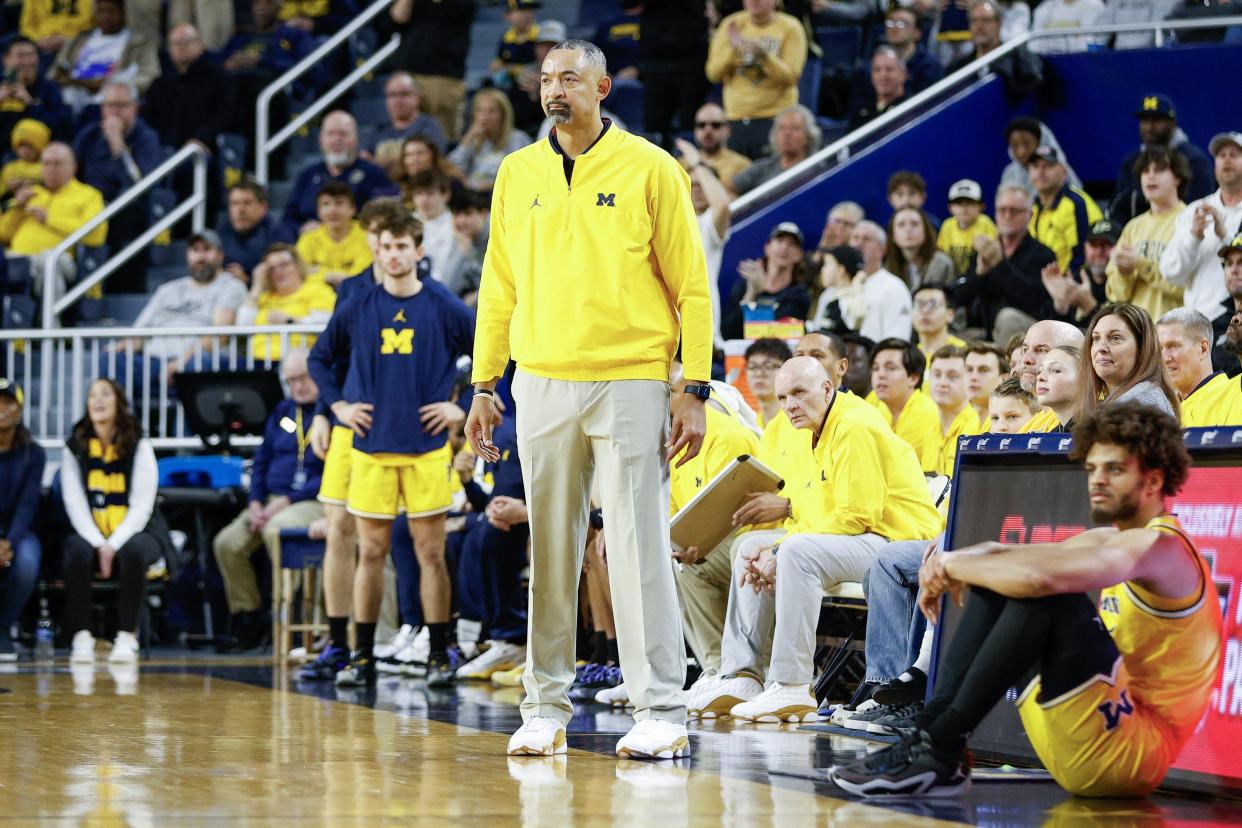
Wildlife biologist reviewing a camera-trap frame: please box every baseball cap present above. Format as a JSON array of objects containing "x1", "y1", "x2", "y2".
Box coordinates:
[
  {"x1": 1087, "y1": 219, "x2": 1120, "y2": 245},
  {"x1": 537, "y1": 19, "x2": 567, "y2": 44},
  {"x1": 1133, "y1": 94, "x2": 1175, "y2": 120},
  {"x1": 1218, "y1": 232, "x2": 1242, "y2": 259},
  {"x1": 0, "y1": 378, "x2": 23, "y2": 406},
  {"x1": 823, "y1": 245, "x2": 863, "y2": 275},
  {"x1": 1209, "y1": 132, "x2": 1242, "y2": 156},
  {"x1": 947, "y1": 179, "x2": 983, "y2": 203},
  {"x1": 1030, "y1": 145, "x2": 1061, "y2": 166},
  {"x1": 189, "y1": 229, "x2": 223, "y2": 250},
  {"x1": 768, "y1": 221, "x2": 804, "y2": 246}
]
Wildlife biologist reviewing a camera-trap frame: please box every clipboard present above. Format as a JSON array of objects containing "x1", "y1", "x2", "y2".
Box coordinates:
[{"x1": 671, "y1": 455, "x2": 784, "y2": 554}]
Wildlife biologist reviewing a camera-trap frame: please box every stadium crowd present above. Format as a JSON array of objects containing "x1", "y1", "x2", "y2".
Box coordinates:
[{"x1": 0, "y1": 0, "x2": 1241, "y2": 781}]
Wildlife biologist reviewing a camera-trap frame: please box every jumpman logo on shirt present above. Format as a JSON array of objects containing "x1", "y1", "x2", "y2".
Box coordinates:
[
  {"x1": 530, "y1": 195, "x2": 542, "y2": 209},
  {"x1": 393, "y1": 309, "x2": 407, "y2": 324}
]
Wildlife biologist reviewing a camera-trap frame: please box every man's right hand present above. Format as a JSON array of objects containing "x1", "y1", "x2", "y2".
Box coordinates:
[
  {"x1": 332, "y1": 401, "x2": 374, "y2": 437},
  {"x1": 973, "y1": 235, "x2": 1002, "y2": 273},
  {"x1": 731, "y1": 492, "x2": 789, "y2": 527},
  {"x1": 465, "y1": 393, "x2": 502, "y2": 462},
  {"x1": 247, "y1": 500, "x2": 266, "y2": 531},
  {"x1": 309, "y1": 414, "x2": 331, "y2": 459}
]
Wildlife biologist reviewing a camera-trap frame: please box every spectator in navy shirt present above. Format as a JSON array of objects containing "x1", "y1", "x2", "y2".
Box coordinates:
[
  {"x1": 595, "y1": 2, "x2": 643, "y2": 80},
  {"x1": 212, "y1": 349, "x2": 325, "y2": 650},
  {"x1": 72, "y1": 79, "x2": 162, "y2": 292},
  {"x1": 360, "y1": 72, "x2": 447, "y2": 176},
  {"x1": 0, "y1": 379, "x2": 46, "y2": 662},
  {"x1": 0, "y1": 37, "x2": 71, "y2": 154},
  {"x1": 219, "y1": 178, "x2": 279, "y2": 282},
  {"x1": 281, "y1": 110, "x2": 399, "y2": 239}
]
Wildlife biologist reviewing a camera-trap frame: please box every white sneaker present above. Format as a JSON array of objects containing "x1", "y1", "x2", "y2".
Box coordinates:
[
  {"x1": 108, "y1": 631, "x2": 140, "y2": 664},
  {"x1": 831, "y1": 698, "x2": 879, "y2": 728},
  {"x1": 688, "y1": 671, "x2": 762, "y2": 719},
  {"x1": 457, "y1": 640, "x2": 526, "y2": 680},
  {"x1": 729, "y1": 682, "x2": 819, "y2": 723},
  {"x1": 377, "y1": 627, "x2": 429, "y2": 675},
  {"x1": 70, "y1": 630, "x2": 96, "y2": 664},
  {"x1": 375, "y1": 624, "x2": 416, "y2": 660},
  {"x1": 596, "y1": 682, "x2": 632, "y2": 708},
  {"x1": 508, "y1": 716, "x2": 568, "y2": 756},
  {"x1": 615, "y1": 720, "x2": 690, "y2": 759}
]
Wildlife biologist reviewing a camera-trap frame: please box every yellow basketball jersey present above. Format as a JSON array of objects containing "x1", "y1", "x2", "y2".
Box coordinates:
[{"x1": 1097, "y1": 514, "x2": 1222, "y2": 747}]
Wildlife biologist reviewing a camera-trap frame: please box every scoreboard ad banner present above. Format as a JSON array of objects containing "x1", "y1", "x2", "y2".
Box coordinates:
[{"x1": 937, "y1": 429, "x2": 1242, "y2": 794}]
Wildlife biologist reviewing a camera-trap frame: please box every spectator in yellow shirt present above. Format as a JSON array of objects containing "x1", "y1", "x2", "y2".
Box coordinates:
[
  {"x1": 0, "y1": 118, "x2": 50, "y2": 199},
  {"x1": 1157, "y1": 308, "x2": 1234, "y2": 426},
  {"x1": 867, "y1": 337, "x2": 941, "y2": 467},
  {"x1": 239, "y1": 243, "x2": 336, "y2": 362},
  {"x1": 20, "y1": 0, "x2": 94, "y2": 57},
  {"x1": 937, "y1": 178, "x2": 999, "y2": 277},
  {"x1": 0, "y1": 142, "x2": 106, "y2": 297},
  {"x1": 926, "y1": 345, "x2": 985, "y2": 476},
  {"x1": 294, "y1": 181, "x2": 372, "y2": 287},
  {"x1": 912, "y1": 285, "x2": 967, "y2": 359},
  {"x1": 965, "y1": 341, "x2": 1008, "y2": 425}
]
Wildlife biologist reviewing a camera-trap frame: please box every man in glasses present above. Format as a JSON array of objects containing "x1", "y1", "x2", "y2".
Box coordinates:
[
  {"x1": 690, "y1": 102, "x2": 751, "y2": 194},
  {"x1": 880, "y1": 8, "x2": 943, "y2": 94}
]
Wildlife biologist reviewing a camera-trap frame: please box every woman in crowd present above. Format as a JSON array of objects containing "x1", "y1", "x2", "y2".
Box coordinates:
[
  {"x1": 1079, "y1": 303, "x2": 1178, "y2": 418},
  {"x1": 1035, "y1": 344, "x2": 1081, "y2": 431},
  {"x1": 0, "y1": 380, "x2": 45, "y2": 661},
  {"x1": 395, "y1": 135, "x2": 464, "y2": 206},
  {"x1": 721, "y1": 222, "x2": 812, "y2": 340},
  {"x1": 884, "y1": 207, "x2": 956, "y2": 290},
  {"x1": 239, "y1": 244, "x2": 336, "y2": 362},
  {"x1": 61, "y1": 379, "x2": 167, "y2": 665},
  {"x1": 447, "y1": 88, "x2": 531, "y2": 192}
]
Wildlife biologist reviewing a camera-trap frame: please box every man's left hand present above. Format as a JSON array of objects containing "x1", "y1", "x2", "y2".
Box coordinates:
[
  {"x1": 263, "y1": 495, "x2": 291, "y2": 521},
  {"x1": 667, "y1": 389, "x2": 706, "y2": 466}
]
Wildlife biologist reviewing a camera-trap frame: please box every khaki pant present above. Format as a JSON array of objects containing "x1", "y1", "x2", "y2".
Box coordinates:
[
  {"x1": 513, "y1": 370, "x2": 686, "y2": 724},
  {"x1": 213, "y1": 498, "x2": 324, "y2": 613},
  {"x1": 675, "y1": 529, "x2": 748, "y2": 672},
  {"x1": 411, "y1": 75, "x2": 467, "y2": 142}
]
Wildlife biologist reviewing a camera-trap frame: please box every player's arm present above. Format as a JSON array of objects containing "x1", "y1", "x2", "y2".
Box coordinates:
[
  {"x1": 307, "y1": 308, "x2": 371, "y2": 435},
  {"x1": 941, "y1": 526, "x2": 1195, "y2": 599}
]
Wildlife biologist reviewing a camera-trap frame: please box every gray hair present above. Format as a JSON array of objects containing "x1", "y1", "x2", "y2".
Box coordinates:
[
  {"x1": 872, "y1": 45, "x2": 908, "y2": 73},
  {"x1": 855, "y1": 219, "x2": 886, "y2": 246},
  {"x1": 102, "y1": 78, "x2": 139, "y2": 103},
  {"x1": 769, "y1": 104, "x2": 822, "y2": 155},
  {"x1": 829, "y1": 201, "x2": 865, "y2": 224},
  {"x1": 970, "y1": 0, "x2": 1003, "y2": 20},
  {"x1": 1157, "y1": 308, "x2": 1213, "y2": 344},
  {"x1": 995, "y1": 184, "x2": 1034, "y2": 208},
  {"x1": 551, "y1": 39, "x2": 608, "y2": 78}
]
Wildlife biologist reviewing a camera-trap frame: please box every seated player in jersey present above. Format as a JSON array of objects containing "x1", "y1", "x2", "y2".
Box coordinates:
[
  {"x1": 832, "y1": 402, "x2": 1222, "y2": 798},
  {"x1": 689, "y1": 357, "x2": 941, "y2": 723},
  {"x1": 308, "y1": 213, "x2": 475, "y2": 688}
]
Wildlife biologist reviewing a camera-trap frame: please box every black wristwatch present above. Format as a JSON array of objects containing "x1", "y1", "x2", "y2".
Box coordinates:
[{"x1": 683, "y1": 383, "x2": 711, "y2": 402}]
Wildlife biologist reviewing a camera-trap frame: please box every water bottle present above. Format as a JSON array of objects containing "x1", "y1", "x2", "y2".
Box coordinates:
[{"x1": 35, "y1": 598, "x2": 54, "y2": 662}]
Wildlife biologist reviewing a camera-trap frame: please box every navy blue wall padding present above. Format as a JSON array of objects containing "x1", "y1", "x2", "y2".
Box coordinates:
[{"x1": 717, "y1": 43, "x2": 1242, "y2": 309}]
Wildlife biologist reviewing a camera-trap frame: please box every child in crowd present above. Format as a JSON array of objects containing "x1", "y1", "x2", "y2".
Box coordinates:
[
  {"x1": 937, "y1": 179, "x2": 998, "y2": 276},
  {"x1": 295, "y1": 182, "x2": 372, "y2": 287},
  {"x1": 987, "y1": 376, "x2": 1039, "y2": 433}
]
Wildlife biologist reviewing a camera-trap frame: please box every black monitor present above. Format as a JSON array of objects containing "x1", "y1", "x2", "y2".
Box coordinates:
[
  {"x1": 934, "y1": 427, "x2": 1242, "y2": 797},
  {"x1": 173, "y1": 370, "x2": 285, "y2": 451}
]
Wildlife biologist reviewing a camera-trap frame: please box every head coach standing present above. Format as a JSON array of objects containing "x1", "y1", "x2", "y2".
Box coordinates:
[{"x1": 466, "y1": 39, "x2": 714, "y2": 760}]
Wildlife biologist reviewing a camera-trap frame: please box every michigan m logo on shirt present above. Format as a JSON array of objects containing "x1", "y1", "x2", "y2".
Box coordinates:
[
  {"x1": 381, "y1": 328, "x2": 414, "y2": 355},
  {"x1": 596, "y1": 193, "x2": 615, "y2": 207},
  {"x1": 1098, "y1": 690, "x2": 1134, "y2": 731}
]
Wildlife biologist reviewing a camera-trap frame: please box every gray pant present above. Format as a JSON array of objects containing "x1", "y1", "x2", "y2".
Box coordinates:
[
  {"x1": 721, "y1": 532, "x2": 885, "y2": 685},
  {"x1": 513, "y1": 370, "x2": 686, "y2": 724},
  {"x1": 675, "y1": 529, "x2": 743, "y2": 673}
]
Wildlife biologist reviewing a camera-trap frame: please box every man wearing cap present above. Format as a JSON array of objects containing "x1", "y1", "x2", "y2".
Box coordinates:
[
  {"x1": 1112, "y1": 94, "x2": 1213, "y2": 227},
  {"x1": 937, "y1": 179, "x2": 998, "y2": 277},
  {"x1": 721, "y1": 220, "x2": 812, "y2": 340},
  {"x1": 1160, "y1": 131, "x2": 1242, "y2": 320},
  {"x1": 1210, "y1": 233, "x2": 1242, "y2": 376},
  {"x1": 1028, "y1": 144, "x2": 1104, "y2": 275},
  {"x1": 0, "y1": 142, "x2": 105, "y2": 298},
  {"x1": 101, "y1": 229, "x2": 248, "y2": 396}
]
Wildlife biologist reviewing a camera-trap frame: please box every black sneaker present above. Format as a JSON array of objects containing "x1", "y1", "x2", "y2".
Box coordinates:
[
  {"x1": 865, "y1": 701, "x2": 924, "y2": 736},
  {"x1": 426, "y1": 654, "x2": 457, "y2": 688},
  {"x1": 830, "y1": 730, "x2": 971, "y2": 798},
  {"x1": 871, "y1": 669, "x2": 927, "y2": 707},
  {"x1": 298, "y1": 644, "x2": 349, "y2": 681},
  {"x1": 334, "y1": 651, "x2": 377, "y2": 687}
]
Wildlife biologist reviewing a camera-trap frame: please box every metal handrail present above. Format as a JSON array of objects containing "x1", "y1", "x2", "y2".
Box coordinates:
[
  {"x1": 40, "y1": 143, "x2": 209, "y2": 329},
  {"x1": 730, "y1": 15, "x2": 1242, "y2": 221},
  {"x1": 2, "y1": 323, "x2": 324, "y2": 339},
  {"x1": 255, "y1": 0, "x2": 400, "y2": 184}
]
